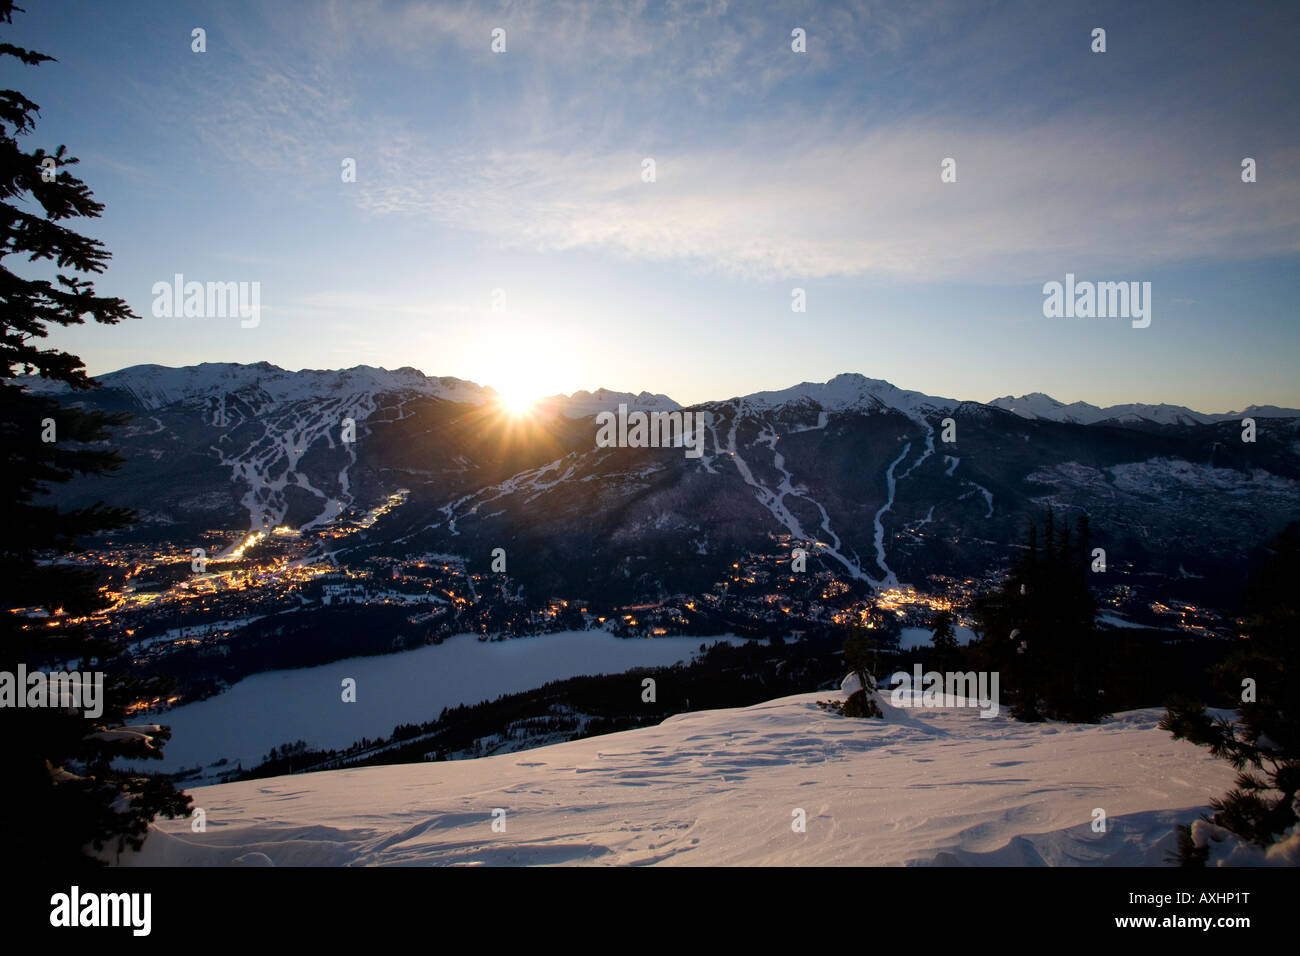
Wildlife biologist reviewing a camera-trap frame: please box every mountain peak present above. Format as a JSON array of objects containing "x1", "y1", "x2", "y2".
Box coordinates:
[{"x1": 735, "y1": 373, "x2": 959, "y2": 418}]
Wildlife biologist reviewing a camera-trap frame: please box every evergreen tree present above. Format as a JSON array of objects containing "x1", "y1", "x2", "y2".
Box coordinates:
[
  {"x1": 1161, "y1": 523, "x2": 1300, "y2": 865},
  {"x1": 929, "y1": 608, "x2": 957, "y2": 670},
  {"x1": 0, "y1": 1, "x2": 191, "y2": 865},
  {"x1": 972, "y1": 509, "x2": 1107, "y2": 722}
]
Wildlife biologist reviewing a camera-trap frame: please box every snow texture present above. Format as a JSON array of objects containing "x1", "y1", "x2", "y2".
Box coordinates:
[{"x1": 126, "y1": 688, "x2": 1237, "y2": 867}]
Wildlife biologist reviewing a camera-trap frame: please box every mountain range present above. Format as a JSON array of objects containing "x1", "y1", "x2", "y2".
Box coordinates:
[
  {"x1": 32, "y1": 362, "x2": 1294, "y2": 423},
  {"x1": 987, "y1": 392, "x2": 1300, "y2": 427},
  {"x1": 28, "y1": 363, "x2": 1300, "y2": 606}
]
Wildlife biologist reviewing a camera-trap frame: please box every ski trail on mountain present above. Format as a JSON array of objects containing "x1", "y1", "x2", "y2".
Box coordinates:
[
  {"x1": 838, "y1": 403, "x2": 932, "y2": 586},
  {"x1": 724, "y1": 402, "x2": 875, "y2": 585},
  {"x1": 212, "y1": 391, "x2": 379, "y2": 543},
  {"x1": 959, "y1": 482, "x2": 995, "y2": 517},
  {"x1": 940, "y1": 454, "x2": 995, "y2": 517},
  {"x1": 871, "y1": 443, "x2": 911, "y2": 587},
  {"x1": 436, "y1": 456, "x2": 580, "y2": 535},
  {"x1": 896, "y1": 419, "x2": 934, "y2": 481},
  {"x1": 787, "y1": 411, "x2": 829, "y2": 433}
]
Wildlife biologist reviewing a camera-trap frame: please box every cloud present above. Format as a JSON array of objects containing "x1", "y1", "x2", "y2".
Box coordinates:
[
  {"x1": 155, "y1": 0, "x2": 1300, "y2": 283},
  {"x1": 349, "y1": 117, "x2": 1300, "y2": 282}
]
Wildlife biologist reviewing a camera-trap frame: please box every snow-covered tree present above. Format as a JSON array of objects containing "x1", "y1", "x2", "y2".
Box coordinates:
[{"x1": 840, "y1": 623, "x2": 883, "y2": 718}]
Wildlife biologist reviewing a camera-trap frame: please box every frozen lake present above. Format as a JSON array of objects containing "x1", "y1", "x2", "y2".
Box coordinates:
[{"x1": 140, "y1": 630, "x2": 746, "y2": 773}]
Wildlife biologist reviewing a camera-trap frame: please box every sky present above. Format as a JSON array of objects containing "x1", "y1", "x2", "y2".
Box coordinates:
[{"x1": 2, "y1": 0, "x2": 1297, "y2": 411}]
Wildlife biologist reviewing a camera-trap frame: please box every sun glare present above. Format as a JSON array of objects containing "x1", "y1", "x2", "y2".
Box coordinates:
[
  {"x1": 487, "y1": 353, "x2": 563, "y2": 418},
  {"x1": 498, "y1": 387, "x2": 538, "y2": 416}
]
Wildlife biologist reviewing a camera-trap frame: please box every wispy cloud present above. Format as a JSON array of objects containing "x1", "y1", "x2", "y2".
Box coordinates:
[
  {"x1": 346, "y1": 119, "x2": 1300, "y2": 282},
  {"x1": 142, "y1": 0, "x2": 1300, "y2": 282}
]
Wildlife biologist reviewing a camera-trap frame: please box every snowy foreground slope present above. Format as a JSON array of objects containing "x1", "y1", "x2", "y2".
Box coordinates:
[{"x1": 126, "y1": 691, "x2": 1239, "y2": 867}]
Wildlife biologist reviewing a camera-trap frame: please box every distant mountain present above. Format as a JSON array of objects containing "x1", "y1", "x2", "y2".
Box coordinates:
[
  {"x1": 23, "y1": 361, "x2": 496, "y2": 410},
  {"x1": 989, "y1": 392, "x2": 1300, "y2": 426},
  {"x1": 27, "y1": 363, "x2": 1300, "y2": 605},
  {"x1": 535, "y1": 387, "x2": 681, "y2": 419},
  {"x1": 27, "y1": 362, "x2": 1294, "y2": 426},
  {"x1": 25, "y1": 363, "x2": 680, "y2": 419},
  {"x1": 733, "y1": 372, "x2": 959, "y2": 419}
]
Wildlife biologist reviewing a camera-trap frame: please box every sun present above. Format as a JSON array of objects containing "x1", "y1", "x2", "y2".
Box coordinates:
[
  {"x1": 486, "y1": 351, "x2": 560, "y2": 418},
  {"x1": 497, "y1": 385, "x2": 538, "y2": 417}
]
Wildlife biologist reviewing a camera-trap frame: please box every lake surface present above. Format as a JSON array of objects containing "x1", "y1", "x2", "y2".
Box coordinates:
[{"x1": 141, "y1": 630, "x2": 745, "y2": 773}]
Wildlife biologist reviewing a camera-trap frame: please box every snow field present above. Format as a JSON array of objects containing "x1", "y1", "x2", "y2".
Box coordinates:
[{"x1": 126, "y1": 688, "x2": 1237, "y2": 867}]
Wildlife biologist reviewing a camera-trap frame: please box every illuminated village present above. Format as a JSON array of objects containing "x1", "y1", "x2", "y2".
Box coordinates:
[{"x1": 10, "y1": 481, "x2": 1231, "y2": 720}]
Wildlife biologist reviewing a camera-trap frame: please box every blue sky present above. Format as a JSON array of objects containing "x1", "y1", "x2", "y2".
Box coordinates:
[{"x1": 3, "y1": 0, "x2": 1297, "y2": 409}]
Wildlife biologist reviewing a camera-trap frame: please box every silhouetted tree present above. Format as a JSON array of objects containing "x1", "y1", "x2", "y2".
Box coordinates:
[
  {"x1": 0, "y1": 1, "x2": 191, "y2": 865},
  {"x1": 1161, "y1": 523, "x2": 1300, "y2": 865},
  {"x1": 930, "y1": 609, "x2": 957, "y2": 670},
  {"x1": 972, "y1": 509, "x2": 1106, "y2": 722}
]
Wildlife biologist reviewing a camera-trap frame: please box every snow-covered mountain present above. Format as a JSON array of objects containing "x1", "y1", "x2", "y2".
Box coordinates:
[
  {"x1": 26, "y1": 362, "x2": 1296, "y2": 427},
  {"x1": 122, "y1": 687, "x2": 1275, "y2": 867},
  {"x1": 989, "y1": 392, "x2": 1300, "y2": 426},
  {"x1": 735, "y1": 372, "x2": 960, "y2": 418},
  {"x1": 49, "y1": 362, "x2": 498, "y2": 410},
  {"x1": 534, "y1": 387, "x2": 681, "y2": 419},
  {"x1": 29, "y1": 362, "x2": 1300, "y2": 601}
]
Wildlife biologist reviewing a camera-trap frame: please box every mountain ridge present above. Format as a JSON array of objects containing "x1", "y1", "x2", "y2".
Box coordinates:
[
  {"x1": 27, "y1": 359, "x2": 1300, "y2": 614},
  {"x1": 23, "y1": 362, "x2": 1300, "y2": 424}
]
